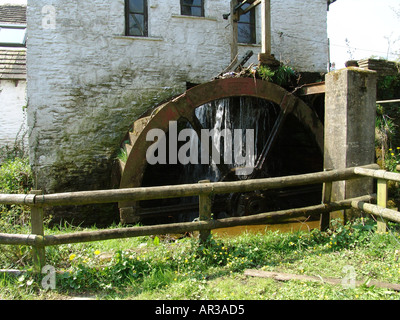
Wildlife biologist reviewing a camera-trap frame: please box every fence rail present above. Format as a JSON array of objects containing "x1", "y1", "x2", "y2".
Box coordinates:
[
  {"x1": 2, "y1": 163, "x2": 400, "y2": 273},
  {"x1": 0, "y1": 164, "x2": 376, "y2": 207},
  {"x1": 354, "y1": 167, "x2": 400, "y2": 232}
]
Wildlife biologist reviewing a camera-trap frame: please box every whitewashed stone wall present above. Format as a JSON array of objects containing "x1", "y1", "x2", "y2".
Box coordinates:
[
  {"x1": 26, "y1": 0, "x2": 329, "y2": 224},
  {"x1": 0, "y1": 79, "x2": 27, "y2": 146}
]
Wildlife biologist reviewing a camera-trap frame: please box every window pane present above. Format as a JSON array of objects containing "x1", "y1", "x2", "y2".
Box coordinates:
[
  {"x1": 238, "y1": 24, "x2": 252, "y2": 44},
  {"x1": 129, "y1": 0, "x2": 144, "y2": 13},
  {"x1": 238, "y1": 4, "x2": 255, "y2": 44},
  {"x1": 0, "y1": 27, "x2": 26, "y2": 46},
  {"x1": 190, "y1": 7, "x2": 202, "y2": 17},
  {"x1": 129, "y1": 14, "x2": 145, "y2": 36},
  {"x1": 181, "y1": 0, "x2": 203, "y2": 17},
  {"x1": 239, "y1": 11, "x2": 251, "y2": 23}
]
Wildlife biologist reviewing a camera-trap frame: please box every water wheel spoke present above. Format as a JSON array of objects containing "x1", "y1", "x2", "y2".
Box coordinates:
[{"x1": 255, "y1": 94, "x2": 298, "y2": 172}]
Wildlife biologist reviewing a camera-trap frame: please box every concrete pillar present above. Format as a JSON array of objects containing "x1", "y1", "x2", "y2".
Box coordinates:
[{"x1": 324, "y1": 67, "x2": 377, "y2": 223}]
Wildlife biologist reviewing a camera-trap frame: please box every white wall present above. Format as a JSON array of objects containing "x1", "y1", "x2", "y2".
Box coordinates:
[
  {"x1": 0, "y1": 79, "x2": 27, "y2": 146},
  {"x1": 0, "y1": 0, "x2": 26, "y2": 6},
  {"x1": 26, "y1": 0, "x2": 329, "y2": 193}
]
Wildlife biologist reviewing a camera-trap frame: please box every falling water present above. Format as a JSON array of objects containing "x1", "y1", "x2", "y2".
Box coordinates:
[
  {"x1": 179, "y1": 97, "x2": 280, "y2": 185},
  {"x1": 174, "y1": 97, "x2": 281, "y2": 221}
]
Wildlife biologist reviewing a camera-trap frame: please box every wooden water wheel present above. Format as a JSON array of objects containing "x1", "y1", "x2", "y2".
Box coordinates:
[{"x1": 117, "y1": 77, "x2": 324, "y2": 225}]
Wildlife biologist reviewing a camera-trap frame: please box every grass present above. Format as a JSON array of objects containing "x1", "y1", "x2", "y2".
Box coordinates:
[
  {"x1": 1, "y1": 154, "x2": 400, "y2": 301},
  {"x1": 1, "y1": 217, "x2": 400, "y2": 300}
]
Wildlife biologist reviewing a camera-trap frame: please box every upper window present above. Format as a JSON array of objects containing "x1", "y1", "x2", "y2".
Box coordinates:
[
  {"x1": 0, "y1": 25, "x2": 26, "y2": 47},
  {"x1": 181, "y1": 0, "x2": 204, "y2": 17},
  {"x1": 238, "y1": 3, "x2": 256, "y2": 44},
  {"x1": 125, "y1": 0, "x2": 148, "y2": 37}
]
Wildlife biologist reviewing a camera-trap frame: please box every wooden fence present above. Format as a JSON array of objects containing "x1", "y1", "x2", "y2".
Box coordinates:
[{"x1": 1, "y1": 163, "x2": 400, "y2": 273}]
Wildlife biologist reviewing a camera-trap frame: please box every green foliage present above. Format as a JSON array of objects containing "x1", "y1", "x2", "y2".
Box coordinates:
[
  {"x1": 0, "y1": 156, "x2": 33, "y2": 268},
  {"x1": 273, "y1": 64, "x2": 296, "y2": 87},
  {"x1": 384, "y1": 147, "x2": 400, "y2": 172},
  {"x1": 1, "y1": 217, "x2": 400, "y2": 300},
  {"x1": 0, "y1": 157, "x2": 33, "y2": 232},
  {"x1": 377, "y1": 74, "x2": 400, "y2": 101},
  {"x1": 375, "y1": 101, "x2": 400, "y2": 171},
  {"x1": 257, "y1": 65, "x2": 275, "y2": 82},
  {"x1": 256, "y1": 64, "x2": 297, "y2": 88},
  {"x1": 117, "y1": 148, "x2": 128, "y2": 162},
  {"x1": 375, "y1": 71, "x2": 400, "y2": 169},
  {"x1": 116, "y1": 140, "x2": 130, "y2": 162},
  {"x1": 0, "y1": 157, "x2": 32, "y2": 194},
  {"x1": 0, "y1": 140, "x2": 27, "y2": 164}
]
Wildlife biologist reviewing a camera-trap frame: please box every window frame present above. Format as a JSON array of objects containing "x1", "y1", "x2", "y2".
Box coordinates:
[
  {"x1": 125, "y1": 0, "x2": 148, "y2": 37},
  {"x1": 237, "y1": 2, "x2": 256, "y2": 44},
  {"x1": 180, "y1": 0, "x2": 205, "y2": 18}
]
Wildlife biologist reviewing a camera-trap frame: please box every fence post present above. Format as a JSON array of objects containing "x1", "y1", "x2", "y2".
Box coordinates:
[
  {"x1": 30, "y1": 190, "x2": 45, "y2": 273},
  {"x1": 320, "y1": 169, "x2": 332, "y2": 231},
  {"x1": 198, "y1": 180, "x2": 212, "y2": 243},
  {"x1": 377, "y1": 179, "x2": 388, "y2": 233}
]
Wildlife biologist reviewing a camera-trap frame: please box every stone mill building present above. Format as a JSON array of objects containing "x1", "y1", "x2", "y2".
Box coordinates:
[{"x1": 26, "y1": 0, "x2": 336, "y2": 225}]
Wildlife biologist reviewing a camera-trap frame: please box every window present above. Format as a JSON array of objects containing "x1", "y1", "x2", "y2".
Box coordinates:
[
  {"x1": 0, "y1": 25, "x2": 26, "y2": 47},
  {"x1": 237, "y1": 3, "x2": 256, "y2": 44},
  {"x1": 181, "y1": 0, "x2": 204, "y2": 17},
  {"x1": 125, "y1": 0, "x2": 148, "y2": 37}
]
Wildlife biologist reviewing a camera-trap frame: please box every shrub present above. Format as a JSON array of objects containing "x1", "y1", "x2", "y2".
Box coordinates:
[{"x1": 0, "y1": 157, "x2": 33, "y2": 194}]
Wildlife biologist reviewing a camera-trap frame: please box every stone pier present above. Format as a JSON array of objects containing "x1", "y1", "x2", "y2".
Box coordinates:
[{"x1": 324, "y1": 67, "x2": 377, "y2": 223}]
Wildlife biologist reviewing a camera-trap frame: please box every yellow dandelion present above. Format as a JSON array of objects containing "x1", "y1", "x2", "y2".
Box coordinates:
[
  {"x1": 94, "y1": 250, "x2": 101, "y2": 255},
  {"x1": 69, "y1": 254, "x2": 76, "y2": 261}
]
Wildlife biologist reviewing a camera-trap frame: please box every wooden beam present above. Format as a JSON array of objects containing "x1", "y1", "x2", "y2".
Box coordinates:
[
  {"x1": 351, "y1": 201, "x2": 400, "y2": 224},
  {"x1": 320, "y1": 170, "x2": 332, "y2": 231},
  {"x1": 300, "y1": 82, "x2": 326, "y2": 96},
  {"x1": 376, "y1": 99, "x2": 400, "y2": 104},
  {"x1": 230, "y1": 0, "x2": 239, "y2": 62},
  {"x1": 0, "y1": 233, "x2": 37, "y2": 246},
  {"x1": 242, "y1": 0, "x2": 261, "y2": 15},
  {"x1": 244, "y1": 269, "x2": 400, "y2": 292},
  {"x1": 30, "y1": 190, "x2": 46, "y2": 273},
  {"x1": 354, "y1": 167, "x2": 400, "y2": 182},
  {"x1": 377, "y1": 179, "x2": 388, "y2": 233},
  {"x1": 40, "y1": 195, "x2": 373, "y2": 246},
  {"x1": 30, "y1": 165, "x2": 378, "y2": 207},
  {"x1": 261, "y1": 0, "x2": 271, "y2": 56},
  {"x1": 16, "y1": 165, "x2": 377, "y2": 208}
]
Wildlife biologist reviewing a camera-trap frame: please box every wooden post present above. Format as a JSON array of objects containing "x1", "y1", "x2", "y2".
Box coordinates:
[
  {"x1": 320, "y1": 170, "x2": 333, "y2": 231},
  {"x1": 198, "y1": 180, "x2": 212, "y2": 243},
  {"x1": 230, "y1": 0, "x2": 239, "y2": 63},
  {"x1": 261, "y1": 0, "x2": 271, "y2": 56},
  {"x1": 258, "y1": 0, "x2": 279, "y2": 66},
  {"x1": 30, "y1": 190, "x2": 45, "y2": 273},
  {"x1": 377, "y1": 179, "x2": 388, "y2": 233}
]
